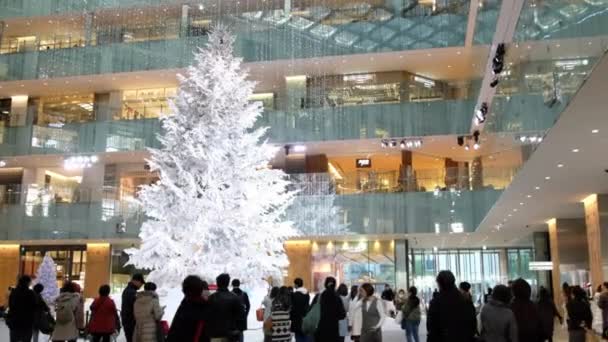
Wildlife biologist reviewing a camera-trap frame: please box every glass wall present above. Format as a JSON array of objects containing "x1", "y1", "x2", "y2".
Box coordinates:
[
  {"x1": 411, "y1": 247, "x2": 535, "y2": 305},
  {"x1": 310, "y1": 240, "x2": 395, "y2": 293}
]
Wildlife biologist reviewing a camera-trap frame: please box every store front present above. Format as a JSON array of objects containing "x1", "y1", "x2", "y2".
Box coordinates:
[{"x1": 20, "y1": 245, "x2": 87, "y2": 289}]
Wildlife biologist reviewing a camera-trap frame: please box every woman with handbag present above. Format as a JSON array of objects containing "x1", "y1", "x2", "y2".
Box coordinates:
[
  {"x1": 133, "y1": 282, "x2": 165, "y2": 342},
  {"x1": 269, "y1": 287, "x2": 292, "y2": 342},
  {"x1": 262, "y1": 287, "x2": 279, "y2": 342},
  {"x1": 401, "y1": 287, "x2": 421, "y2": 342},
  {"x1": 88, "y1": 285, "x2": 120, "y2": 342}
]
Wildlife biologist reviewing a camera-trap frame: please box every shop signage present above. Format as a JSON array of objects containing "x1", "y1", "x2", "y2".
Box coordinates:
[
  {"x1": 529, "y1": 261, "x2": 553, "y2": 271},
  {"x1": 356, "y1": 159, "x2": 371, "y2": 168}
]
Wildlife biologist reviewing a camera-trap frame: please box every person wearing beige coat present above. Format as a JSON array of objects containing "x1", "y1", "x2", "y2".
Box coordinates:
[
  {"x1": 51, "y1": 282, "x2": 85, "y2": 342},
  {"x1": 133, "y1": 283, "x2": 164, "y2": 342}
]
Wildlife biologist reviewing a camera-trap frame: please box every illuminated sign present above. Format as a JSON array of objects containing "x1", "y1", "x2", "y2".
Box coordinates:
[
  {"x1": 529, "y1": 261, "x2": 553, "y2": 271},
  {"x1": 356, "y1": 159, "x2": 371, "y2": 168}
]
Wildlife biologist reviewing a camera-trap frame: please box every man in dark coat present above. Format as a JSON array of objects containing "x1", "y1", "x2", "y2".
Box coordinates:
[
  {"x1": 7, "y1": 275, "x2": 36, "y2": 342},
  {"x1": 290, "y1": 278, "x2": 310, "y2": 342},
  {"x1": 511, "y1": 278, "x2": 544, "y2": 342},
  {"x1": 167, "y1": 275, "x2": 210, "y2": 342},
  {"x1": 206, "y1": 273, "x2": 243, "y2": 340},
  {"x1": 231, "y1": 278, "x2": 250, "y2": 342},
  {"x1": 121, "y1": 273, "x2": 145, "y2": 342},
  {"x1": 427, "y1": 271, "x2": 476, "y2": 342},
  {"x1": 381, "y1": 284, "x2": 395, "y2": 301},
  {"x1": 314, "y1": 277, "x2": 346, "y2": 342}
]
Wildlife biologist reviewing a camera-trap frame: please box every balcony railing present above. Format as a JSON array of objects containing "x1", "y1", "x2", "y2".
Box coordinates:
[
  {"x1": 0, "y1": 99, "x2": 478, "y2": 157},
  {"x1": 0, "y1": 179, "x2": 503, "y2": 240}
]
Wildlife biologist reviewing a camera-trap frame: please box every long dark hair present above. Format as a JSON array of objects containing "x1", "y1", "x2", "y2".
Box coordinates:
[
  {"x1": 350, "y1": 285, "x2": 359, "y2": 300},
  {"x1": 337, "y1": 284, "x2": 348, "y2": 297}
]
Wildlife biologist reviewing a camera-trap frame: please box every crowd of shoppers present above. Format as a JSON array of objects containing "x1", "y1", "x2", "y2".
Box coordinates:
[{"x1": 6, "y1": 270, "x2": 608, "y2": 342}]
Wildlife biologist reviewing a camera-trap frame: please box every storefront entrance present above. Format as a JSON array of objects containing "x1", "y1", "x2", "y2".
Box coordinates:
[{"x1": 20, "y1": 245, "x2": 87, "y2": 289}]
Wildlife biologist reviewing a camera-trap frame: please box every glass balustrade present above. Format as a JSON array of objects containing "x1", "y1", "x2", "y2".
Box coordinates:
[
  {"x1": 0, "y1": 1, "x2": 471, "y2": 81},
  {"x1": 0, "y1": 99, "x2": 479, "y2": 157},
  {"x1": 515, "y1": 0, "x2": 608, "y2": 42},
  {"x1": 0, "y1": 173, "x2": 505, "y2": 240}
]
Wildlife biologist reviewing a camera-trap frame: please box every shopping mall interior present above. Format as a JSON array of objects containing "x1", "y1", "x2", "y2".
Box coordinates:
[{"x1": 0, "y1": 0, "x2": 607, "y2": 312}]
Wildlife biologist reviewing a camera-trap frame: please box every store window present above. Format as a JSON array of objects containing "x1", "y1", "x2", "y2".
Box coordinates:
[
  {"x1": 21, "y1": 245, "x2": 87, "y2": 290},
  {"x1": 120, "y1": 88, "x2": 176, "y2": 120},
  {"x1": 311, "y1": 240, "x2": 395, "y2": 292},
  {"x1": 309, "y1": 73, "x2": 402, "y2": 108},
  {"x1": 110, "y1": 246, "x2": 149, "y2": 294},
  {"x1": 36, "y1": 94, "x2": 95, "y2": 126}
]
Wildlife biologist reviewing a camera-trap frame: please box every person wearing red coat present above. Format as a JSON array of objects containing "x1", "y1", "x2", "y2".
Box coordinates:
[{"x1": 89, "y1": 285, "x2": 120, "y2": 342}]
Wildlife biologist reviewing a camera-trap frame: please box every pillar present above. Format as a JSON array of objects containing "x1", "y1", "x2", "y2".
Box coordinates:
[
  {"x1": 9, "y1": 95, "x2": 28, "y2": 127},
  {"x1": 0, "y1": 245, "x2": 20, "y2": 306},
  {"x1": 498, "y1": 248, "x2": 508, "y2": 284},
  {"x1": 470, "y1": 157, "x2": 483, "y2": 190},
  {"x1": 583, "y1": 194, "x2": 608, "y2": 288},
  {"x1": 533, "y1": 231, "x2": 552, "y2": 294},
  {"x1": 548, "y1": 218, "x2": 589, "y2": 311},
  {"x1": 284, "y1": 241, "x2": 312, "y2": 290},
  {"x1": 304, "y1": 154, "x2": 328, "y2": 173},
  {"x1": 444, "y1": 158, "x2": 458, "y2": 187},
  {"x1": 400, "y1": 150, "x2": 414, "y2": 191},
  {"x1": 395, "y1": 239, "x2": 409, "y2": 290},
  {"x1": 180, "y1": 5, "x2": 190, "y2": 37},
  {"x1": 84, "y1": 243, "x2": 111, "y2": 299},
  {"x1": 80, "y1": 163, "x2": 105, "y2": 202}
]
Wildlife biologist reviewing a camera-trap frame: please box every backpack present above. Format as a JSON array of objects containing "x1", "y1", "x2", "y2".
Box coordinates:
[{"x1": 56, "y1": 300, "x2": 75, "y2": 325}]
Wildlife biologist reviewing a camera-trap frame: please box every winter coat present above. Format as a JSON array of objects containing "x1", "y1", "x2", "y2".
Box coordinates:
[
  {"x1": 567, "y1": 299, "x2": 592, "y2": 331},
  {"x1": 537, "y1": 298, "x2": 561, "y2": 338},
  {"x1": 402, "y1": 296, "x2": 421, "y2": 322},
  {"x1": 232, "y1": 288, "x2": 250, "y2": 331},
  {"x1": 480, "y1": 299, "x2": 518, "y2": 342},
  {"x1": 314, "y1": 289, "x2": 346, "y2": 342},
  {"x1": 7, "y1": 285, "x2": 36, "y2": 331},
  {"x1": 206, "y1": 288, "x2": 242, "y2": 338},
  {"x1": 89, "y1": 296, "x2": 118, "y2": 334},
  {"x1": 349, "y1": 298, "x2": 363, "y2": 337},
  {"x1": 381, "y1": 288, "x2": 395, "y2": 301},
  {"x1": 122, "y1": 282, "x2": 139, "y2": 329},
  {"x1": 510, "y1": 299, "x2": 544, "y2": 342},
  {"x1": 290, "y1": 287, "x2": 310, "y2": 334},
  {"x1": 426, "y1": 287, "x2": 476, "y2": 342},
  {"x1": 598, "y1": 291, "x2": 608, "y2": 329},
  {"x1": 167, "y1": 296, "x2": 210, "y2": 342},
  {"x1": 51, "y1": 292, "x2": 85, "y2": 341},
  {"x1": 133, "y1": 291, "x2": 164, "y2": 342},
  {"x1": 33, "y1": 291, "x2": 51, "y2": 330}
]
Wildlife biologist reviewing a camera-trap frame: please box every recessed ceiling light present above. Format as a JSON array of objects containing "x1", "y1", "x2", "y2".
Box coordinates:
[
  {"x1": 572, "y1": 148, "x2": 580, "y2": 153},
  {"x1": 427, "y1": 53, "x2": 432, "y2": 57},
  {"x1": 520, "y1": 202, "x2": 524, "y2": 206},
  {"x1": 513, "y1": 209, "x2": 518, "y2": 212},
  {"x1": 557, "y1": 163, "x2": 564, "y2": 168},
  {"x1": 508, "y1": 214, "x2": 512, "y2": 217},
  {"x1": 592, "y1": 129, "x2": 599, "y2": 133},
  {"x1": 545, "y1": 176, "x2": 551, "y2": 180},
  {"x1": 447, "y1": 65, "x2": 452, "y2": 68},
  {"x1": 535, "y1": 186, "x2": 540, "y2": 190},
  {"x1": 527, "y1": 195, "x2": 532, "y2": 198},
  {"x1": 457, "y1": 51, "x2": 461, "y2": 55}
]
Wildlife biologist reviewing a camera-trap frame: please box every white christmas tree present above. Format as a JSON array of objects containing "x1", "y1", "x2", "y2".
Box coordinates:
[
  {"x1": 35, "y1": 255, "x2": 59, "y2": 303},
  {"x1": 127, "y1": 26, "x2": 298, "y2": 288},
  {"x1": 286, "y1": 174, "x2": 350, "y2": 236}
]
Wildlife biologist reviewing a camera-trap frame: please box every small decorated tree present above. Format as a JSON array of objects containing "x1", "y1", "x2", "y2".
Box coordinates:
[{"x1": 35, "y1": 255, "x2": 59, "y2": 303}]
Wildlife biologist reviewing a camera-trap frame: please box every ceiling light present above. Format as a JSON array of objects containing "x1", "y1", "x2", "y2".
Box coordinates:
[
  {"x1": 433, "y1": 246, "x2": 438, "y2": 252},
  {"x1": 535, "y1": 186, "x2": 540, "y2": 190},
  {"x1": 513, "y1": 209, "x2": 518, "y2": 212},
  {"x1": 291, "y1": 145, "x2": 306, "y2": 153},
  {"x1": 545, "y1": 176, "x2": 551, "y2": 180},
  {"x1": 400, "y1": 140, "x2": 406, "y2": 149},
  {"x1": 592, "y1": 129, "x2": 599, "y2": 133},
  {"x1": 381, "y1": 140, "x2": 388, "y2": 148},
  {"x1": 0, "y1": 160, "x2": 6, "y2": 167},
  {"x1": 520, "y1": 202, "x2": 524, "y2": 206},
  {"x1": 464, "y1": 144, "x2": 470, "y2": 151},
  {"x1": 572, "y1": 148, "x2": 579, "y2": 153},
  {"x1": 482, "y1": 245, "x2": 487, "y2": 250},
  {"x1": 508, "y1": 214, "x2": 512, "y2": 217},
  {"x1": 473, "y1": 143, "x2": 480, "y2": 150},
  {"x1": 64, "y1": 155, "x2": 98, "y2": 170},
  {"x1": 557, "y1": 163, "x2": 564, "y2": 168}
]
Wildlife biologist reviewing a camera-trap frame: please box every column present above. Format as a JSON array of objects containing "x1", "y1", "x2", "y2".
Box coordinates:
[
  {"x1": 400, "y1": 150, "x2": 414, "y2": 191},
  {"x1": 84, "y1": 243, "x2": 111, "y2": 299},
  {"x1": 394, "y1": 239, "x2": 409, "y2": 290},
  {"x1": 498, "y1": 248, "x2": 508, "y2": 284},
  {"x1": 0, "y1": 245, "x2": 20, "y2": 306},
  {"x1": 80, "y1": 163, "x2": 105, "y2": 202},
  {"x1": 583, "y1": 194, "x2": 608, "y2": 288},
  {"x1": 444, "y1": 158, "x2": 458, "y2": 187},
  {"x1": 547, "y1": 218, "x2": 589, "y2": 310},
  {"x1": 533, "y1": 231, "x2": 552, "y2": 294},
  {"x1": 304, "y1": 154, "x2": 328, "y2": 173},
  {"x1": 284, "y1": 241, "x2": 312, "y2": 290},
  {"x1": 470, "y1": 157, "x2": 483, "y2": 190},
  {"x1": 180, "y1": 5, "x2": 190, "y2": 38}
]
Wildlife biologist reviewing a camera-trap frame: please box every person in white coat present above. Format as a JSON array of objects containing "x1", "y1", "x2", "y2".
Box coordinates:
[{"x1": 349, "y1": 287, "x2": 363, "y2": 342}]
